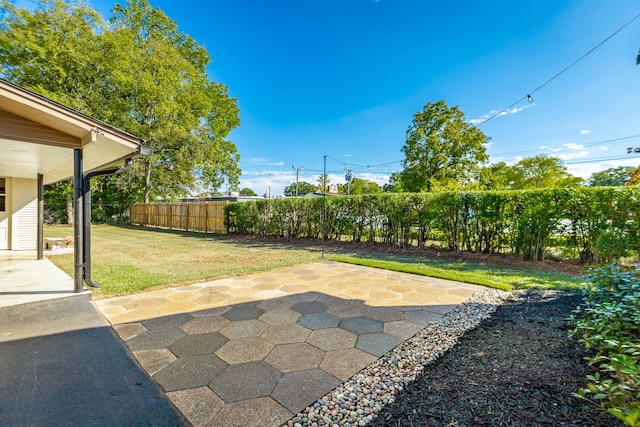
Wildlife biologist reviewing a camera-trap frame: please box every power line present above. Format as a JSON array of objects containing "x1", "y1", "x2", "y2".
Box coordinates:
[
  {"x1": 563, "y1": 154, "x2": 640, "y2": 165},
  {"x1": 325, "y1": 155, "x2": 403, "y2": 169},
  {"x1": 476, "y1": 12, "x2": 640, "y2": 127},
  {"x1": 491, "y1": 133, "x2": 640, "y2": 157}
]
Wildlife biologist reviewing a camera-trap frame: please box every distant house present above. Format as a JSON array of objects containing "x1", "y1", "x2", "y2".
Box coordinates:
[{"x1": 0, "y1": 78, "x2": 146, "y2": 290}]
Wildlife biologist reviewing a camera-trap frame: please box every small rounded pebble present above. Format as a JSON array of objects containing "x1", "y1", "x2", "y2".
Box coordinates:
[{"x1": 281, "y1": 289, "x2": 511, "y2": 427}]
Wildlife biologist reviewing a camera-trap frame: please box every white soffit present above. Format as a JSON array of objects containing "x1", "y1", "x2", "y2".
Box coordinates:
[{"x1": 0, "y1": 79, "x2": 144, "y2": 184}]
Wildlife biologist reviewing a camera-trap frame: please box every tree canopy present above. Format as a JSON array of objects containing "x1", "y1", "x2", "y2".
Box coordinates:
[
  {"x1": 476, "y1": 156, "x2": 583, "y2": 190},
  {"x1": 588, "y1": 166, "x2": 633, "y2": 187},
  {"x1": 340, "y1": 177, "x2": 382, "y2": 194},
  {"x1": 0, "y1": 0, "x2": 241, "y2": 209},
  {"x1": 506, "y1": 156, "x2": 583, "y2": 189},
  {"x1": 399, "y1": 100, "x2": 489, "y2": 192},
  {"x1": 628, "y1": 167, "x2": 640, "y2": 186},
  {"x1": 284, "y1": 181, "x2": 317, "y2": 196}
]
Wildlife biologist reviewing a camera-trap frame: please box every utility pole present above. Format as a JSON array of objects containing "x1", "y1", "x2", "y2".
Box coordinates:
[
  {"x1": 345, "y1": 168, "x2": 353, "y2": 194},
  {"x1": 292, "y1": 165, "x2": 303, "y2": 197}
]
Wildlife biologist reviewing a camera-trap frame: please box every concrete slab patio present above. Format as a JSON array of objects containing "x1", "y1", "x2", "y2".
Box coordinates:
[
  {"x1": 96, "y1": 261, "x2": 486, "y2": 427},
  {"x1": 0, "y1": 252, "x2": 79, "y2": 308}
]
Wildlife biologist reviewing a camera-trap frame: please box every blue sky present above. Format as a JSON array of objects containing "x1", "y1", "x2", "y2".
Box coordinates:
[{"x1": 83, "y1": 1, "x2": 640, "y2": 194}]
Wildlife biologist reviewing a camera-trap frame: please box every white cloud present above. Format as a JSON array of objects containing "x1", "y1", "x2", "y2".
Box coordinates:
[
  {"x1": 580, "y1": 129, "x2": 591, "y2": 135},
  {"x1": 548, "y1": 143, "x2": 584, "y2": 153},
  {"x1": 557, "y1": 151, "x2": 590, "y2": 160},
  {"x1": 244, "y1": 157, "x2": 285, "y2": 167},
  {"x1": 469, "y1": 104, "x2": 533, "y2": 125},
  {"x1": 566, "y1": 158, "x2": 639, "y2": 179}
]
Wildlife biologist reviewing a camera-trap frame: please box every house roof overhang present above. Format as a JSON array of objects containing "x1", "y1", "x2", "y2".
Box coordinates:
[{"x1": 0, "y1": 78, "x2": 146, "y2": 184}]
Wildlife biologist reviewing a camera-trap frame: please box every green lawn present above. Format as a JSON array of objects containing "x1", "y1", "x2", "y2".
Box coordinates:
[
  {"x1": 328, "y1": 255, "x2": 585, "y2": 291},
  {"x1": 45, "y1": 224, "x2": 585, "y2": 297},
  {"x1": 45, "y1": 224, "x2": 322, "y2": 297}
]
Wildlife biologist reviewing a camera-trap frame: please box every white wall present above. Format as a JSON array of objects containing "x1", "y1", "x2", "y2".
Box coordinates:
[
  {"x1": 10, "y1": 178, "x2": 37, "y2": 250},
  {"x1": 0, "y1": 178, "x2": 9, "y2": 250}
]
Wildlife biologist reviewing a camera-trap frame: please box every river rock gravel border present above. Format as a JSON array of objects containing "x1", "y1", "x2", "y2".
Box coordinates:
[{"x1": 283, "y1": 289, "x2": 512, "y2": 427}]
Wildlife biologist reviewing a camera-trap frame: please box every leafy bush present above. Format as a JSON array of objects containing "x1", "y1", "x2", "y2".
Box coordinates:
[
  {"x1": 224, "y1": 187, "x2": 640, "y2": 263},
  {"x1": 571, "y1": 264, "x2": 640, "y2": 426}
]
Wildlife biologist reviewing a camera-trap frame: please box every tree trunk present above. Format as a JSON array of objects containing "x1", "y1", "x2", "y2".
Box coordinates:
[
  {"x1": 144, "y1": 159, "x2": 152, "y2": 204},
  {"x1": 66, "y1": 192, "x2": 73, "y2": 225}
]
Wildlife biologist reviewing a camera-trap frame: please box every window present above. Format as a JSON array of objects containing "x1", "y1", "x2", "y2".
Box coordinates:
[{"x1": 0, "y1": 178, "x2": 5, "y2": 212}]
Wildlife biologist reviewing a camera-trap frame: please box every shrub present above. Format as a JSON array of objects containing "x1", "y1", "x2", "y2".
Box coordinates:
[{"x1": 571, "y1": 264, "x2": 640, "y2": 426}]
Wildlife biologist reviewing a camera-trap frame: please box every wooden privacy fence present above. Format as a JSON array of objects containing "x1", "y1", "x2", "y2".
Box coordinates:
[{"x1": 130, "y1": 202, "x2": 228, "y2": 234}]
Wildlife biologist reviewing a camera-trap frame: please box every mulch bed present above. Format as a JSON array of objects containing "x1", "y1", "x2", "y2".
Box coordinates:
[{"x1": 370, "y1": 290, "x2": 622, "y2": 427}]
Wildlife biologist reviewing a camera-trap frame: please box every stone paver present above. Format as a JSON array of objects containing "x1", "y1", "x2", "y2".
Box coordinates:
[
  {"x1": 320, "y1": 348, "x2": 379, "y2": 381},
  {"x1": 180, "y1": 316, "x2": 230, "y2": 334},
  {"x1": 306, "y1": 328, "x2": 357, "y2": 351},
  {"x1": 297, "y1": 312, "x2": 341, "y2": 330},
  {"x1": 383, "y1": 320, "x2": 425, "y2": 340},
  {"x1": 219, "y1": 319, "x2": 269, "y2": 339},
  {"x1": 112, "y1": 322, "x2": 147, "y2": 341},
  {"x1": 211, "y1": 361, "x2": 282, "y2": 402},
  {"x1": 356, "y1": 332, "x2": 405, "y2": 357},
  {"x1": 215, "y1": 337, "x2": 275, "y2": 364},
  {"x1": 142, "y1": 313, "x2": 194, "y2": 330},
  {"x1": 339, "y1": 316, "x2": 384, "y2": 335},
  {"x1": 169, "y1": 332, "x2": 229, "y2": 357},
  {"x1": 126, "y1": 327, "x2": 186, "y2": 352},
  {"x1": 405, "y1": 309, "x2": 444, "y2": 325},
  {"x1": 290, "y1": 300, "x2": 328, "y2": 314},
  {"x1": 214, "y1": 397, "x2": 292, "y2": 427},
  {"x1": 133, "y1": 349, "x2": 177, "y2": 376},
  {"x1": 261, "y1": 323, "x2": 311, "y2": 345},
  {"x1": 95, "y1": 261, "x2": 487, "y2": 427},
  {"x1": 258, "y1": 308, "x2": 301, "y2": 325},
  {"x1": 165, "y1": 386, "x2": 224, "y2": 427},
  {"x1": 265, "y1": 342, "x2": 324, "y2": 373},
  {"x1": 271, "y1": 369, "x2": 342, "y2": 414},
  {"x1": 154, "y1": 353, "x2": 227, "y2": 392},
  {"x1": 222, "y1": 304, "x2": 265, "y2": 321}
]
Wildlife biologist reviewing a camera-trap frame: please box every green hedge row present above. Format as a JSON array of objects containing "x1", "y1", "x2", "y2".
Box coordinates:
[{"x1": 225, "y1": 187, "x2": 640, "y2": 263}]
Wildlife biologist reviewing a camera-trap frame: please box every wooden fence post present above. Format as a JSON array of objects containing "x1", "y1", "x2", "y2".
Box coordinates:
[
  {"x1": 186, "y1": 203, "x2": 190, "y2": 231},
  {"x1": 205, "y1": 202, "x2": 209, "y2": 233}
]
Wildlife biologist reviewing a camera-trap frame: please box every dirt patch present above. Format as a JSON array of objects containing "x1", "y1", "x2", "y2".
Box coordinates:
[
  {"x1": 229, "y1": 235, "x2": 584, "y2": 275},
  {"x1": 370, "y1": 290, "x2": 622, "y2": 427}
]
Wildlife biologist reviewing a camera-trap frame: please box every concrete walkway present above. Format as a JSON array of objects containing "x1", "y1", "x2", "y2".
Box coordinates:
[
  {"x1": 0, "y1": 294, "x2": 186, "y2": 426},
  {"x1": 95, "y1": 261, "x2": 485, "y2": 427}
]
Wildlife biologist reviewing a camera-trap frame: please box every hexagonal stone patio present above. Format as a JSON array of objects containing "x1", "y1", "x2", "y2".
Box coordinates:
[{"x1": 96, "y1": 261, "x2": 487, "y2": 427}]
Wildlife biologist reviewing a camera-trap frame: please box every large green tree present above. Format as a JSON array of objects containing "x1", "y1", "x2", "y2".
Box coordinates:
[
  {"x1": 382, "y1": 172, "x2": 404, "y2": 193},
  {"x1": 0, "y1": 0, "x2": 105, "y2": 111},
  {"x1": 340, "y1": 177, "x2": 381, "y2": 194},
  {"x1": 588, "y1": 166, "x2": 633, "y2": 187},
  {"x1": 284, "y1": 181, "x2": 317, "y2": 197},
  {"x1": 400, "y1": 100, "x2": 489, "y2": 192},
  {"x1": 475, "y1": 161, "x2": 512, "y2": 190},
  {"x1": 0, "y1": 0, "x2": 241, "y2": 210},
  {"x1": 507, "y1": 155, "x2": 583, "y2": 189}
]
